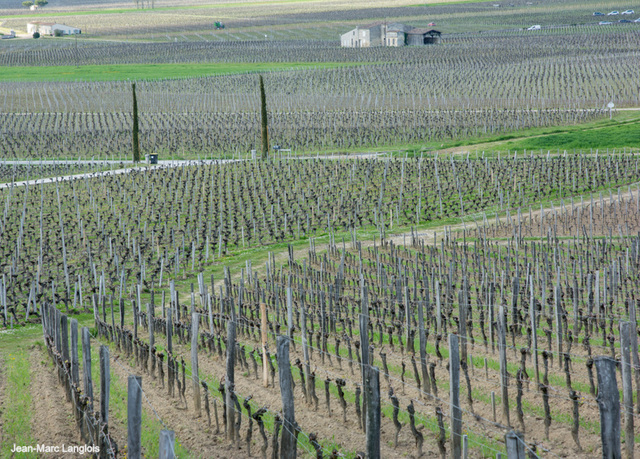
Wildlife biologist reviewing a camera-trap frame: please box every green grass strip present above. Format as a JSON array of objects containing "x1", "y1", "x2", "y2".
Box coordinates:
[
  {"x1": 0, "y1": 346, "x2": 35, "y2": 458},
  {"x1": 0, "y1": 62, "x2": 362, "y2": 83}
]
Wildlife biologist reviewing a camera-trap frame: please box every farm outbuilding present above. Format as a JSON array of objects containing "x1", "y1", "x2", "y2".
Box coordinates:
[
  {"x1": 27, "y1": 22, "x2": 81, "y2": 35},
  {"x1": 341, "y1": 22, "x2": 440, "y2": 47},
  {"x1": 407, "y1": 29, "x2": 441, "y2": 45}
]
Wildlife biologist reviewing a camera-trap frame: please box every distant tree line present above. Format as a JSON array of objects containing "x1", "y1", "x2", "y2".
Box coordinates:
[{"x1": 23, "y1": 0, "x2": 48, "y2": 7}]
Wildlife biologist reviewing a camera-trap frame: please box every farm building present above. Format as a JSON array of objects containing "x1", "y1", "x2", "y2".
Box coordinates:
[
  {"x1": 407, "y1": 29, "x2": 441, "y2": 45},
  {"x1": 27, "y1": 22, "x2": 81, "y2": 35},
  {"x1": 340, "y1": 22, "x2": 440, "y2": 47}
]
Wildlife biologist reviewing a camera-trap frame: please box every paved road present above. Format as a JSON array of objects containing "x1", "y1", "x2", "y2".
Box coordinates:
[
  {"x1": 0, "y1": 152, "x2": 386, "y2": 189},
  {"x1": 0, "y1": 160, "x2": 239, "y2": 190}
]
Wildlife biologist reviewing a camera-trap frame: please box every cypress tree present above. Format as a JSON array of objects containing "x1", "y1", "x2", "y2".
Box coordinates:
[
  {"x1": 259, "y1": 75, "x2": 269, "y2": 160},
  {"x1": 132, "y1": 82, "x2": 140, "y2": 163}
]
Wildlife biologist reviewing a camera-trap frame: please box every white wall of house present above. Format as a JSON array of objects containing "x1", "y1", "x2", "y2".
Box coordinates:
[
  {"x1": 27, "y1": 22, "x2": 81, "y2": 35},
  {"x1": 340, "y1": 27, "x2": 372, "y2": 47},
  {"x1": 342, "y1": 24, "x2": 412, "y2": 47},
  {"x1": 51, "y1": 24, "x2": 81, "y2": 35},
  {"x1": 27, "y1": 23, "x2": 46, "y2": 34}
]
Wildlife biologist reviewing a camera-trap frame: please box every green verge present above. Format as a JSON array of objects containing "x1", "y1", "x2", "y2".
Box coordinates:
[
  {"x1": 489, "y1": 115, "x2": 640, "y2": 151},
  {"x1": 0, "y1": 327, "x2": 38, "y2": 458},
  {"x1": 0, "y1": 62, "x2": 362, "y2": 83},
  {"x1": 376, "y1": 111, "x2": 640, "y2": 157}
]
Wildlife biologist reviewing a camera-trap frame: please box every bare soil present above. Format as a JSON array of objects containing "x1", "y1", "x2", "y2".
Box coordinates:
[{"x1": 28, "y1": 347, "x2": 85, "y2": 458}]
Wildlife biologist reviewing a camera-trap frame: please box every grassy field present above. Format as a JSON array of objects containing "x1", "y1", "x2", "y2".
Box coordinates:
[
  {"x1": 490, "y1": 114, "x2": 640, "y2": 151},
  {"x1": 0, "y1": 61, "x2": 361, "y2": 82},
  {"x1": 330, "y1": 111, "x2": 640, "y2": 157},
  {"x1": 435, "y1": 111, "x2": 640, "y2": 153}
]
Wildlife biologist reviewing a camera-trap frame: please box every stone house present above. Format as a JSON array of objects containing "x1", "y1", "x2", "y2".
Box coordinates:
[{"x1": 340, "y1": 22, "x2": 440, "y2": 47}]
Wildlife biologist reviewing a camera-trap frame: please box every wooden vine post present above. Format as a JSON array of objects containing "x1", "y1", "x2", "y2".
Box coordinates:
[
  {"x1": 498, "y1": 305, "x2": 510, "y2": 427},
  {"x1": 628, "y1": 300, "x2": 640, "y2": 415},
  {"x1": 365, "y1": 364, "x2": 381, "y2": 458},
  {"x1": 449, "y1": 333, "x2": 462, "y2": 459},
  {"x1": 225, "y1": 311, "x2": 237, "y2": 442},
  {"x1": 99, "y1": 345, "x2": 110, "y2": 426},
  {"x1": 529, "y1": 277, "x2": 539, "y2": 388},
  {"x1": 70, "y1": 318, "x2": 79, "y2": 386},
  {"x1": 159, "y1": 430, "x2": 176, "y2": 459},
  {"x1": 554, "y1": 284, "x2": 563, "y2": 356},
  {"x1": 619, "y1": 322, "x2": 633, "y2": 459},
  {"x1": 148, "y1": 303, "x2": 154, "y2": 350},
  {"x1": 261, "y1": 302, "x2": 268, "y2": 388},
  {"x1": 594, "y1": 357, "x2": 621, "y2": 459},
  {"x1": 359, "y1": 305, "x2": 370, "y2": 424},
  {"x1": 81, "y1": 326, "x2": 94, "y2": 410},
  {"x1": 191, "y1": 312, "x2": 201, "y2": 418},
  {"x1": 277, "y1": 335, "x2": 297, "y2": 459},
  {"x1": 128, "y1": 375, "x2": 142, "y2": 459},
  {"x1": 418, "y1": 298, "x2": 430, "y2": 396},
  {"x1": 60, "y1": 314, "x2": 69, "y2": 368},
  {"x1": 166, "y1": 307, "x2": 173, "y2": 354},
  {"x1": 505, "y1": 430, "x2": 525, "y2": 458},
  {"x1": 301, "y1": 300, "x2": 312, "y2": 403}
]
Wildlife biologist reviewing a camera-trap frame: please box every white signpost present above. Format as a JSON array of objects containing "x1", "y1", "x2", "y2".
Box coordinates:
[{"x1": 608, "y1": 102, "x2": 615, "y2": 120}]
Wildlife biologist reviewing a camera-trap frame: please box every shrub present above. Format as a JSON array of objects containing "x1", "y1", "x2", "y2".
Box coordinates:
[
  {"x1": 53, "y1": 29, "x2": 63, "y2": 37},
  {"x1": 32, "y1": 32, "x2": 40, "y2": 38}
]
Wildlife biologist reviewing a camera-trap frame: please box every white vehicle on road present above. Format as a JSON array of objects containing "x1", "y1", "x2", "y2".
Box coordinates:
[{"x1": 527, "y1": 24, "x2": 541, "y2": 30}]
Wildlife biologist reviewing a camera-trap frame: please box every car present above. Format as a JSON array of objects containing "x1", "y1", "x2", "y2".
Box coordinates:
[
  {"x1": 608, "y1": 10, "x2": 619, "y2": 15},
  {"x1": 635, "y1": 17, "x2": 640, "y2": 22},
  {"x1": 527, "y1": 24, "x2": 541, "y2": 30},
  {"x1": 428, "y1": 22, "x2": 436, "y2": 26},
  {"x1": 619, "y1": 19, "x2": 631, "y2": 22},
  {"x1": 593, "y1": 12, "x2": 604, "y2": 16},
  {"x1": 599, "y1": 20, "x2": 613, "y2": 24},
  {"x1": 622, "y1": 9, "x2": 634, "y2": 14}
]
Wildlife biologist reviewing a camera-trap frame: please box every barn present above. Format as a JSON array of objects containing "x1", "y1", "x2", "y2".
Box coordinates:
[{"x1": 406, "y1": 29, "x2": 441, "y2": 45}]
